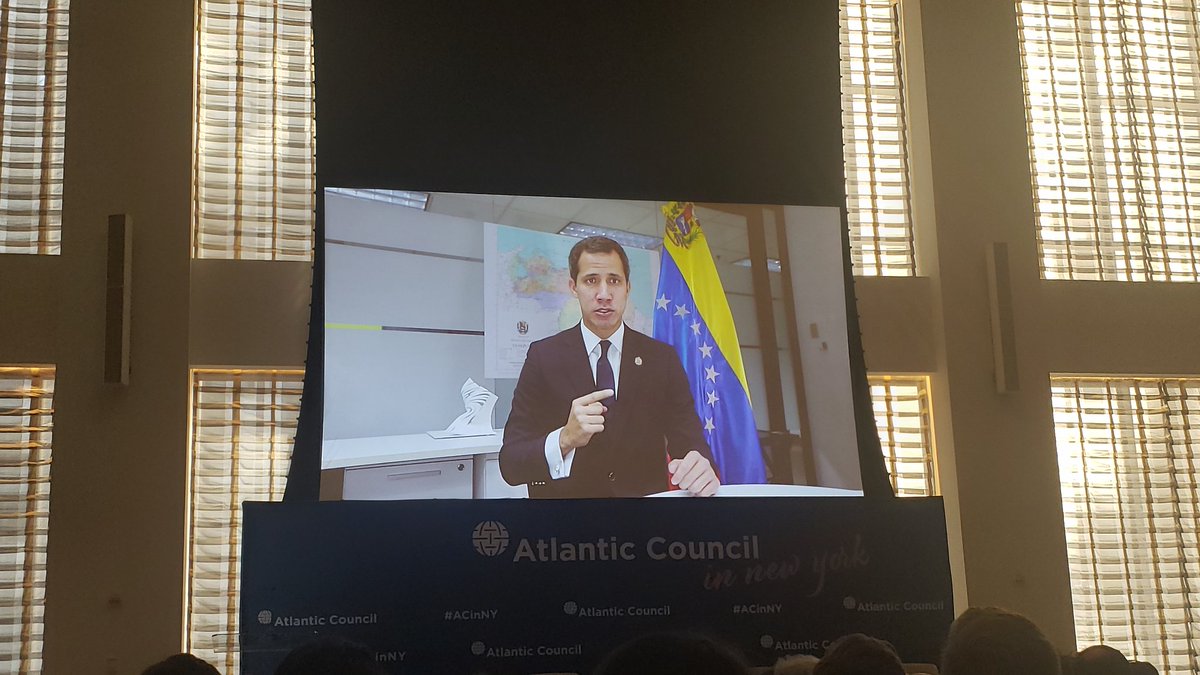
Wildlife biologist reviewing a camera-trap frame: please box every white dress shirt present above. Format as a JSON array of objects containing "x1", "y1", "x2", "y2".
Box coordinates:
[{"x1": 544, "y1": 322, "x2": 625, "y2": 479}]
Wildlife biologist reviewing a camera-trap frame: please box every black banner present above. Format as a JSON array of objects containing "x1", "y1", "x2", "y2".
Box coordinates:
[{"x1": 240, "y1": 498, "x2": 952, "y2": 673}]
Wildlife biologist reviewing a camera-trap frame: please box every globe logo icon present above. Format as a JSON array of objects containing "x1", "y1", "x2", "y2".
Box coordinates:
[
  {"x1": 257, "y1": 610, "x2": 273, "y2": 625},
  {"x1": 471, "y1": 641, "x2": 487, "y2": 656},
  {"x1": 472, "y1": 521, "x2": 509, "y2": 556},
  {"x1": 760, "y1": 635, "x2": 775, "y2": 649},
  {"x1": 563, "y1": 601, "x2": 578, "y2": 615},
  {"x1": 843, "y1": 596, "x2": 857, "y2": 610}
]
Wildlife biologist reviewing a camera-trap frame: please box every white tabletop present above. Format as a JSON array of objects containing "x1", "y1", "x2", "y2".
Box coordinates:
[
  {"x1": 323, "y1": 437, "x2": 866, "y2": 500},
  {"x1": 322, "y1": 431, "x2": 503, "y2": 470},
  {"x1": 648, "y1": 484, "x2": 863, "y2": 498}
]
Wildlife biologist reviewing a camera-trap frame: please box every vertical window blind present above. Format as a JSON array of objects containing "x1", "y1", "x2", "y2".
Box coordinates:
[
  {"x1": 194, "y1": 0, "x2": 314, "y2": 260},
  {"x1": 186, "y1": 369, "x2": 303, "y2": 674},
  {"x1": 1018, "y1": 0, "x2": 1200, "y2": 282},
  {"x1": 1053, "y1": 376, "x2": 1200, "y2": 675},
  {"x1": 840, "y1": 0, "x2": 916, "y2": 277},
  {"x1": 0, "y1": 367, "x2": 53, "y2": 675},
  {"x1": 0, "y1": 0, "x2": 69, "y2": 255},
  {"x1": 869, "y1": 374, "x2": 937, "y2": 496}
]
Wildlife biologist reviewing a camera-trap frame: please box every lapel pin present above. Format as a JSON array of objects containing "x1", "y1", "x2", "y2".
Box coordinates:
[{"x1": 634, "y1": 356, "x2": 643, "y2": 366}]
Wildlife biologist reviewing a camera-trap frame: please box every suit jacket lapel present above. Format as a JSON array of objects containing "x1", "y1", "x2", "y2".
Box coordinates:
[
  {"x1": 562, "y1": 324, "x2": 596, "y2": 400},
  {"x1": 607, "y1": 327, "x2": 641, "y2": 435}
]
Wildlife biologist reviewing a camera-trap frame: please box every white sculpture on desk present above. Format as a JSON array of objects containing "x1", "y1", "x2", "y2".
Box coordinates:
[{"x1": 428, "y1": 378, "x2": 498, "y2": 438}]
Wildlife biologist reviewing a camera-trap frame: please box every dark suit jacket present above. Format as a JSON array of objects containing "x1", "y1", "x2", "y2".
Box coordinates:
[{"x1": 499, "y1": 324, "x2": 714, "y2": 498}]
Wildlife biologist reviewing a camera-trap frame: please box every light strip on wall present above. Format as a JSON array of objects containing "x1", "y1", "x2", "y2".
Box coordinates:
[
  {"x1": 557, "y1": 222, "x2": 661, "y2": 251},
  {"x1": 326, "y1": 188, "x2": 430, "y2": 210}
]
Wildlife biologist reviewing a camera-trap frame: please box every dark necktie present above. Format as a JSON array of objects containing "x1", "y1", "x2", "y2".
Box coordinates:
[{"x1": 596, "y1": 339, "x2": 616, "y2": 408}]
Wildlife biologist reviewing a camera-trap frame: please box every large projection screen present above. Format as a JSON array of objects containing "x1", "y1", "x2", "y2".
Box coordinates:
[
  {"x1": 321, "y1": 191, "x2": 864, "y2": 499},
  {"x1": 287, "y1": 0, "x2": 892, "y2": 501}
]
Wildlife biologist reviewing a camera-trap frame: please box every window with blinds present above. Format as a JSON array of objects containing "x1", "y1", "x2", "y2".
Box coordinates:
[
  {"x1": 1052, "y1": 376, "x2": 1200, "y2": 675},
  {"x1": 869, "y1": 374, "x2": 937, "y2": 496},
  {"x1": 0, "y1": 1, "x2": 69, "y2": 255},
  {"x1": 186, "y1": 369, "x2": 303, "y2": 674},
  {"x1": 0, "y1": 367, "x2": 53, "y2": 675},
  {"x1": 1018, "y1": 1, "x2": 1200, "y2": 282},
  {"x1": 840, "y1": 0, "x2": 916, "y2": 277},
  {"x1": 194, "y1": 0, "x2": 314, "y2": 260}
]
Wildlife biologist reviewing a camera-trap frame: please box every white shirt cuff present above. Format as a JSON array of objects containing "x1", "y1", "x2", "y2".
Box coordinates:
[{"x1": 544, "y1": 427, "x2": 576, "y2": 479}]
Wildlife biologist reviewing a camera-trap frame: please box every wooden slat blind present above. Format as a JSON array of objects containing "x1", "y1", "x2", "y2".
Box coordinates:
[
  {"x1": 1052, "y1": 376, "x2": 1200, "y2": 674},
  {"x1": 869, "y1": 374, "x2": 937, "y2": 496},
  {"x1": 1019, "y1": 0, "x2": 1200, "y2": 281},
  {"x1": 841, "y1": 0, "x2": 916, "y2": 277},
  {"x1": 194, "y1": 0, "x2": 314, "y2": 260},
  {"x1": 0, "y1": 0, "x2": 68, "y2": 255},
  {"x1": 0, "y1": 366, "x2": 52, "y2": 675},
  {"x1": 186, "y1": 369, "x2": 303, "y2": 674}
]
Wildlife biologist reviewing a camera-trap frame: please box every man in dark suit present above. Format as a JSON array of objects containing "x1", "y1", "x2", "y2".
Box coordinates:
[{"x1": 499, "y1": 236, "x2": 720, "y2": 498}]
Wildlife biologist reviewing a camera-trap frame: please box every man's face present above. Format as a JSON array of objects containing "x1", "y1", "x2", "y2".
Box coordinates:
[{"x1": 569, "y1": 251, "x2": 629, "y2": 339}]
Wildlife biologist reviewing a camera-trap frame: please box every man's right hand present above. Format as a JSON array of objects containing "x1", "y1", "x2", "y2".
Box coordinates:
[{"x1": 559, "y1": 389, "x2": 614, "y2": 456}]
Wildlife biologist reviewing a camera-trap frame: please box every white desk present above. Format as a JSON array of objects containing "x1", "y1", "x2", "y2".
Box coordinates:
[
  {"x1": 321, "y1": 435, "x2": 863, "y2": 501},
  {"x1": 649, "y1": 484, "x2": 863, "y2": 498},
  {"x1": 321, "y1": 432, "x2": 526, "y2": 499},
  {"x1": 322, "y1": 432, "x2": 502, "y2": 469}
]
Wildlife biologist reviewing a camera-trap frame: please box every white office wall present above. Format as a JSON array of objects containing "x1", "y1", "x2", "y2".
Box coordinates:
[
  {"x1": 784, "y1": 205, "x2": 861, "y2": 490},
  {"x1": 324, "y1": 192, "x2": 494, "y2": 439}
]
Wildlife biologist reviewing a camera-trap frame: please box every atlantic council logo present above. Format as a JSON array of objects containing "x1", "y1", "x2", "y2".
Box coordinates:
[
  {"x1": 257, "y1": 610, "x2": 273, "y2": 625},
  {"x1": 472, "y1": 521, "x2": 509, "y2": 556}
]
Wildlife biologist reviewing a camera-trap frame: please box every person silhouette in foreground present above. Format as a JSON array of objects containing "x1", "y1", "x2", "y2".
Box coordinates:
[
  {"x1": 593, "y1": 632, "x2": 747, "y2": 675},
  {"x1": 940, "y1": 606, "x2": 1061, "y2": 675},
  {"x1": 140, "y1": 653, "x2": 221, "y2": 675},
  {"x1": 813, "y1": 633, "x2": 905, "y2": 675}
]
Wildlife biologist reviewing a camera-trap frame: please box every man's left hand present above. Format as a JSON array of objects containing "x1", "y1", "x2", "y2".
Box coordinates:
[{"x1": 667, "y1": 451, "x2": 720, "y2": 497}]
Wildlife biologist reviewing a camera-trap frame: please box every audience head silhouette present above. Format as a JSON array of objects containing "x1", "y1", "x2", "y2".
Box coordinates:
[
  {"x1": 1076, "y1": 645, "x2": 1129, "y2": 675},
  {"x1": 813, "y1": 633, "x2": 904, "y2": 675},
  {"x1": 273, "y1": 637, "x2": 388, "y2": 675},
  {"x1": 593, "y1": 632, "x2": 747, "y2": 675},
  {"x1": 140, "y1": 653, "x2": 221, "y2": 675},
  {"x1": 773, "y1": 654, "x2": 819, "y2": 675},
  {"x1": 941, "y1": 607, "x2": 1061, "y2": 675}
]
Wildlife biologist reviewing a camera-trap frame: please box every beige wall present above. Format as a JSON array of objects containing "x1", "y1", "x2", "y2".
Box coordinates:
[
  {"x1": 38, "y1": 3, "x2": 194, "y2": 673},
  {"x1": 1, "y1": 0, "x2": 1198, "y2": 671}
]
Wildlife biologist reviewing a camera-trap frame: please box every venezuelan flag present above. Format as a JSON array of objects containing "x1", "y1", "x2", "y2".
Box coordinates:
[{"x1": 653, "y1": 202, "x2": 767, "y2": 484}]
